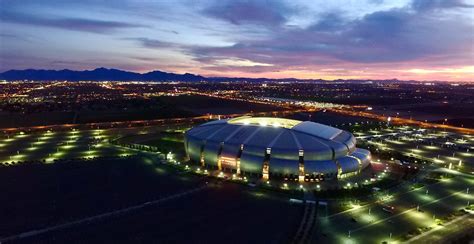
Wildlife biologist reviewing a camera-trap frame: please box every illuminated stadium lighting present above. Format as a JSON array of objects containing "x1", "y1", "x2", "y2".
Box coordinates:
[{"x1": 185, "y1": 116, "x2": 371, "y2": 183}]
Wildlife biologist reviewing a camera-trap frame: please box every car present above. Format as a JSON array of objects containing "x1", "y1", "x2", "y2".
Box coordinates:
[{"x1": 382, "y1": 205, "x2": 395, "y2": 214}]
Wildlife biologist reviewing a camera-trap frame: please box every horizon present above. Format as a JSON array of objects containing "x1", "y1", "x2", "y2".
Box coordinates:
[
  {"x1": 2, "y1": 66, "x2": 473, "y2": 83},
  {"x1": 1, "y1": 0, "x2": 473, "y2": 82}
]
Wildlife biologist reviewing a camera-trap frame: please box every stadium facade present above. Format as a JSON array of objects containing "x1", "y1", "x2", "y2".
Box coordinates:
[{"x1": 184, "y1": 117, "x2": 371, "y2": 182}]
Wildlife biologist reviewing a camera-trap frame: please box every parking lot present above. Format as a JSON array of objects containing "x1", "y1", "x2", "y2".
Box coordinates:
[{"x1": 354, "y1": 125, "x2": 474, "y2": 173}]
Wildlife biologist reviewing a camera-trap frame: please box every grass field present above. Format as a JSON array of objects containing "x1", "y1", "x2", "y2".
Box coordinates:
[
  {"x1": 0, "y1": 95, "x2": 284, "y2": 128},
  {"x1": 0, "y1": 155, "x2": 304, "y2": 243}
]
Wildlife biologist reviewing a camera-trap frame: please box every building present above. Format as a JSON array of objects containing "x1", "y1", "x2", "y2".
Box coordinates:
[{"x1": 184, "y1": 116, "x2": 371, "y2": 182}]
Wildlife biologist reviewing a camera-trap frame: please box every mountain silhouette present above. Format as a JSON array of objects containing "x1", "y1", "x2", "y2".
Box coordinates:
[{"x1": 0, "y1": 67, "x2": 205, "y2": 82}]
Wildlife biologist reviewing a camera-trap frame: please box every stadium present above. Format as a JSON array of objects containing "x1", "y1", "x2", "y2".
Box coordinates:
[{"x1": 185, "y1": 117, "x2": 371, "y2": 182}]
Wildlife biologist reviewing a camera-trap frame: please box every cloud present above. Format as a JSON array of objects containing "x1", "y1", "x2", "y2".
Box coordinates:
[
  {"x1": 411, "y1": 0, "x2": 474, "y2": 12},
  {"x1": 0, "y1": 11, "x2": 146, "y2": 33},
  {"x1": 186, "y1": 1, "x2": 474, "y2": 73},
  {"x1": 309, "y1": 13, "x2": 348, "y2": 32},
  {"x1": 202, "y1": 0, "x2": 295, "y2": 26},
  {"x1": 126, "y1": 37, "x2": 180, "y2": 49}
]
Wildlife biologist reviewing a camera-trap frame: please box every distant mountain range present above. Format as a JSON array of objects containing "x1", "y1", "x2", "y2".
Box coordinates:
[
  {"x1": 0, "y1": 67, "x2": 407, "y2": 82},
  {"x1": 0, "y1": 68, "x2": 206, "y2": 82}
]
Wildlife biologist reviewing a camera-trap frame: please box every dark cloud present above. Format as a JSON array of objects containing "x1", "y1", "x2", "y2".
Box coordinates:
[
  {"x1": 309, "y1": 13, "x2": 348, "y2": 32},
  {"x1": 202, "y1": 0, "x2": 295, "y2": 26},
  {"x1": 187, "y1": 3, "x2": 473, "y2": 71},
  {"x1": 412, "y1": 0, "x2": 474, "y2": 12},
  {"x1": 0, "y1": 11, "x2": 146, "y2": 33},
  {"x1": 125, "y1": 38, "x2": 181, "y2": 49}
]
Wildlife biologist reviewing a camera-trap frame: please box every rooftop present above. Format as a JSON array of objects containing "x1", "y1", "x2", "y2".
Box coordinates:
[{"x1": 227, "y1": 116, "x2": 301, "y2": 129}]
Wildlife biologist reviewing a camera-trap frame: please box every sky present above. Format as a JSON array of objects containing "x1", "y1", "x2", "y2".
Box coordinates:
[{"x1": 0, "y1": 0, "x2": 473, "y2": 81}]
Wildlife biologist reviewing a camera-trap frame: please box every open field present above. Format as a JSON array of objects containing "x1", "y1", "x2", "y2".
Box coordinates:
[
  {"x1": 0, "y1": 156, "x2": 304, "y2": 243},
  {"x1": 286, "y1": 111, "x2": 378, "y2": 127},
  {"x1": 157, "y1": 95, "x2": 286, "y2": 115},
  {"x1": 0, "y1": 155, "x2": 204, "y2": 238},
  {"x1": 0, "y1": 95, "x2": 284, "y2": 128}
]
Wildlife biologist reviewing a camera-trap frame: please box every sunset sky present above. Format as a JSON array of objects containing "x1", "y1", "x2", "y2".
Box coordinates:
[{"x1": 1, "y1": 0, "x2": 473, "y2": 81}]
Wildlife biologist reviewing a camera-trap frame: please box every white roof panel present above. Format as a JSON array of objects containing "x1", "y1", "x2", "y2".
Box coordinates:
[{"x1": 292, "y1": 121, "x2": 342, "y2": 140}]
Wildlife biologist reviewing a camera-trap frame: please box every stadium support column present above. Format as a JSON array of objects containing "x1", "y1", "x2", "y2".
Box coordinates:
[
  {"x1": 200, "y1": 142, "x2": 205, "y2": 167},
  {"x1": 217, "y1": 142, "x2": 223, "y2": 171},
  {"x1": 184, "y1": 137, "x2": 190, "y2": 161},
  {"x1": 236, "y1": 144, "x2": 243, "y2": 175},
  {"x1": 336, "y1": 160, "x2": 342, "y2": 179},
  {"x1": 298, "y1": 149, "x2": 305, "y2": 183},
  {"x1": 262, "y1": 148, "x2": 271, "y2": 180}
]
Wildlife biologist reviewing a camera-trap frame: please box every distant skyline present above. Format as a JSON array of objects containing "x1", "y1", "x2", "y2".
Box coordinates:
[{"x1": 1, "y1": 0, "x2": 473, "y2": 81}]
